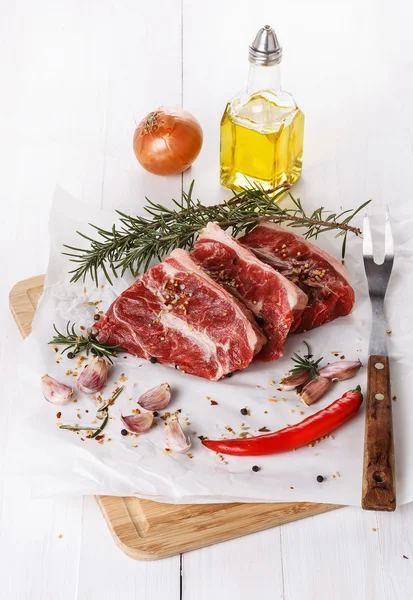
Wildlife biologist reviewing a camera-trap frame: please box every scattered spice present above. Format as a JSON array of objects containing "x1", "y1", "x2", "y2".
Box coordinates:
[
  {"x1": 67, "y1": 352, "x2": 75, "y2": 359},
  {"x1": 93, "y1": 313, "x2": 101, "y2": 321},
  {"x1": 372, "y1": 528, "x2": 377, "y2": 532},
  {"x1": 210, "y1": 400, "x2": 218, "y2": 406},
  {"x1": 386, "y1": 329, "x2": 392, "y2": 335},
  {"x1": 252, "y1": 465, "x2": 260, "y2": 472},
  {"x1": 316, "y1": 475, "x2": 324, "y2": 483},
  {"x1": 403, "y1": 555, "x2": 409, "y2": 560},
  {"x1": 258, "y1": 426, "x2": 270, "y2": 433},
  {"x1": 240, "y1": 408, "x2": 248, "y2": 416},
  {"x1": 393, "y1": 396, "x2": 397, "y2": 401},
  {"x1": 187, "y1": 453, "x2": 194, "y2": 459},
  {"x1": 95, "y1": 434, "x2": 105, "y2": 441},
  {"x1": 132, "y1": 444, "x2": 138, "y2": 448},
  {"x1": 56, "y1": 412, "x2": 62, "y2": 419},
  {"x1": 58, "y1": 534, "x2": 63, "y2": 539}
]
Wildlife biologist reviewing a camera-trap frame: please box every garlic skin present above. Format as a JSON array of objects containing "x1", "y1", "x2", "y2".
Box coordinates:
[
  {"x1": 41, "y1": 374, "x2": 73, "y2": 405},
  {"x1": 300, "y1": 377, "x2": 333, "y2": 406},
  {"x1": 138, "y1": 383, "x2": 171, "y2": 411},
  {"x1": 77, "y1": 357, "x2": 108, "y2": 394},
  {"x1": 164, "y1": 418, "x2": 191, "y2": 453},
  {"x1": 121, "y1": 412, "x2": 154, "y2": 434},
  {"x1": 279, "y1": 370, "x2": 312, "y2": 391},
  {"x1": 319, "y1": 359, "x2": 362, "y2": 382}
]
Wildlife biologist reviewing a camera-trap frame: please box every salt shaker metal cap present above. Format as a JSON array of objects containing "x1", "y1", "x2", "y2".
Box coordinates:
[{"x1": 248, "y1": 25, "x2": 282, "y2": 66}]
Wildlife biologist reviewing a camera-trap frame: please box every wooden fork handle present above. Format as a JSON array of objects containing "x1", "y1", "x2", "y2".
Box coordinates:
[{"x1": 362, "y1": 355, "x2": 396, "y2": 511}]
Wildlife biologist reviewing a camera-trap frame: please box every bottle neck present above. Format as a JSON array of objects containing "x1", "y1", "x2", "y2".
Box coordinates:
[{"x1": 247, "y1": 63, "x2": 281, "y2": 95}]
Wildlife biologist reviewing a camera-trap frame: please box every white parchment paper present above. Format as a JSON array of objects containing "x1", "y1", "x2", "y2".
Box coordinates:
[{"x1": 13, "y1": 187, "x2": 413, "y2": 506}]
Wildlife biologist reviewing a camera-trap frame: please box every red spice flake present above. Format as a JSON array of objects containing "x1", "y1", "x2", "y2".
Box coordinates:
[
  {"x1": 331, "y1": 352, "x2": 340, "y2": 357},
  {"x1": 51, "y1": 346, "x2": 59, "y2": 353},
  {"x1": 56, "y1": 412, "x2": 62, "y2": 419},
  {"x1": 85, "y1": 410, "x2": 89, "y2": 413},
  {"x1": 258, "y1": 427, "x2": 270, "y2": 433},
  {"x1": 210, "y1": 400, "x2": 218, "y2": 406},
  {"x1": 165, "y1": 448, "x2": 172, "y2": 454},
  {"x1": 340, "y1": 355, "x2": 345, "y2": 360},
  {"x1": 264, "y1": 411, "x2": 268, "y2": 414},
  {"x1": 95, "y1": 434, "x2": 105, "y2": 441}
]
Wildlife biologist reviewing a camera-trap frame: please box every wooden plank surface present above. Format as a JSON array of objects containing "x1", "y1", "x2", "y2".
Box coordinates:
[{"x1": 9, "y1": 275, "x2": 340, "y2": 560}]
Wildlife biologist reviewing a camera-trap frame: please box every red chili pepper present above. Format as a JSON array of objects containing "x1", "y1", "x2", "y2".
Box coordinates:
[{"x1": 202, "y1": 386, "x2": 363, "y2": 456}]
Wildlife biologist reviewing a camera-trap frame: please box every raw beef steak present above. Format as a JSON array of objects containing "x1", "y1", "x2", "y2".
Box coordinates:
[
  {"x1": 191, "y1": 223, "x2": 308, "y2": 361},
  {"x1": 94, "y1": 249, "x2": 266, "y2": 381},
  {"x1": 239, "y1": 223, "x2": 355, "y2": 332}
]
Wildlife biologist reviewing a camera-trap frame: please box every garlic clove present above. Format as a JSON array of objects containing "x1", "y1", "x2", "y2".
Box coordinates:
[
  {"x1": 41, "y1": 374, "x2": 73, "y2": 405},
  {"x1": 300, "y1": 377, "x2": 333, "y2": 406},
  {"x1": 164, "y1": 418, "x2": 191, "y2": 453},
  {"x1": 319, "y1": 359, "x2": 362, "y2": 382},
  {"x1": 279, "y1": 370, "x2": 312, "y2": 391},
  {"x1": 121, "y1": 412, "x2": 154, "y2": 434},
  {"x1": 138, "y1": 382, "x2": 171, "y2": 411},
  {"x1": 77, "y1": 357, "x2": 108, "y2": 394}
]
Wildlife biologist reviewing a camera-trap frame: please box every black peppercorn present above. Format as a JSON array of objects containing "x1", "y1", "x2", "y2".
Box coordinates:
[
  {"x1": 153, "y1": 411, "x2": 159, "y2": 417},
  {"x1": 150, "y1": 357, "x2": 157, "y2": 364},
  {"x1": 121, "y1": 429, "x2": 128, "y2": 436},
  {"x1": 93, "y1": 313, "x2": 101, "y2": 321},
  {"x1": 316, "y1": 475, "x2": 324, "y2": 483},
  {"x1": 67, "y1": 352, "x2": 75, "y2": 359},
  {"x1": 252, "y1": 465, "x2": 260, "y2": 472},
  {"x1": 240, "y1": 408, "x2": 248, "y2": 416},
  {"x1": 90, "y1": 347, "x2": 98, "y2": 355},
  {"x1": 225, "y1": 372, "x2": 233, "y2": 378}
]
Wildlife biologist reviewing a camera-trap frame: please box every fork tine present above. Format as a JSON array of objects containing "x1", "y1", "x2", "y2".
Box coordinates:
[
  {"x1": 385, "y1": 206, "x2": 394, "y2": 260},
  {"x1": 362, "y1": 212, "x2": 373, "y2": 258}
]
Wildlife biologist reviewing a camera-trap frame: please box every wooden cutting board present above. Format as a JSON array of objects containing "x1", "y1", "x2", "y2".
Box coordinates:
[{"x1": 10, "y1": 275, "x2": 341, "y2": 560}]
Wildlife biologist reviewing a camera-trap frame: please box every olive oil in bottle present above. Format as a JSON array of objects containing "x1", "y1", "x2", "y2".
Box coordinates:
[{"x1": 220, "y1": 26, "x2": 304, "y2": 193}]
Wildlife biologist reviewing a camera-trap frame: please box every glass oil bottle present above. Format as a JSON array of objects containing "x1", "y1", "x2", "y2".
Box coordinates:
[{"x1": 220, "y1": 25, "x2": 304, "y2": 194}]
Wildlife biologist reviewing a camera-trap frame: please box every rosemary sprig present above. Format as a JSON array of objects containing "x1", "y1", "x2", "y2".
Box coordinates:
[
  {"x1": 63, "y1": 181, "x2": 371, "y2": 284},
  {"x1": 59, "y1": 386, "x2": 124, "y2": 437},
  {"x1": 49, "y1": 321, "x2": 125, "y2": 364},
  {"x1": 289, "y1": 342, "x2": 323, "y2": 381}
]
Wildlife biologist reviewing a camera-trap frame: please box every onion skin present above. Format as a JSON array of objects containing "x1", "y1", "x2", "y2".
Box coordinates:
[{"x1": 133, "y1": 107, "x2": 203, "y2": 175}]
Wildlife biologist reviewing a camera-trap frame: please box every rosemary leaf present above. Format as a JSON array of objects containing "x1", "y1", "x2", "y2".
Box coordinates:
[{"x1": 64, "y1": 181, "x2": 371, "y2": 284}]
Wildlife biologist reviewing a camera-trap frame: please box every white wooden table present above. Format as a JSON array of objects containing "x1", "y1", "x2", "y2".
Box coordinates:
[{"x1": 1, "y1": 0, "x2": 413, "y2": 598}]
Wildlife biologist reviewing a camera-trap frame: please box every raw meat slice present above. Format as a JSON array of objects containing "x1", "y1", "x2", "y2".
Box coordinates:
[
  {"x1": 239, "y1": 222, "x2": 355, "y2": 333},
  {"x1": 191, "y1": 223, "x2": 308, "y2": 361},
  {"x1": 94, "y1": 249, "x2": 266, "y2": 381}
]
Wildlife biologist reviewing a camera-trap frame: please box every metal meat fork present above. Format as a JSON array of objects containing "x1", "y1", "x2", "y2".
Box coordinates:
[{"x1": 362, "y1": 209, "x2": 396, "y2": 511}]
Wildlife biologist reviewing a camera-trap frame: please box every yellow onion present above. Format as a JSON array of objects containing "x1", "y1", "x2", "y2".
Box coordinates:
[{"x1": 133, "y1": 107, "x2": 203, "y2": 175}]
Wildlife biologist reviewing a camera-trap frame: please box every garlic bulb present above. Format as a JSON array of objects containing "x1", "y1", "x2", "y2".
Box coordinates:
[
  {"x1": 138, "y1": 383, "x2": 171, "y2": 410},
  {"x1": 319, "y1": 360, "x2": 362, "y2": 382},
  {"x1": 41, "y1": 374, "x2": 73, "y2": 405},
  {"x1": 77, "y1": 357, "x2": 108, "y2": 394},
  {"x1": 279, "y1": 370, "x2": 312, "y2": 391},
  {"x1": 164, "y1": 418, "x2": 191, "y2": 453},
  {"x1": 300, "y1": 377, "x2": 333, "y2": 406},
  {"x1": 121, "y1": 412, "x2": 154, "y2": 434}
]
